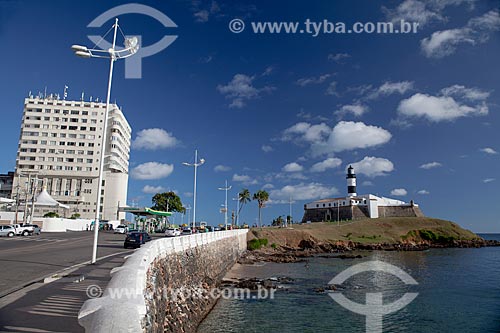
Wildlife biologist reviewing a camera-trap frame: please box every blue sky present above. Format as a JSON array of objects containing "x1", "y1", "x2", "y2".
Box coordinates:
[{"x1": 1, "y1": 0, "x2": 499, "y2": 232}]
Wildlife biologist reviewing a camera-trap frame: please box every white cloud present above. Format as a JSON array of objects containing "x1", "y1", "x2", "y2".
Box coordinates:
[
  {"x1": 214, "y1": 164, "x2": 231, "y2": 172},
  {"x1": 261, "y1": 145, "x2": 274, "y2": 152},
  {"x1": 132, "y1": 128, "x2": 179, "y2": 150},
  {"x1": 192, "y1": 0, "x2": 220, "y2": 22},
  {"x1": 421, "y1": 10, "x2": 500, "y2": 58},
  {"x1": 232, "y1": 173, "x2": 258, "y2": 185},
  {"x1": 391, "y1": 188, "x2": 408, "y2": 196},
  {"x1": 312, "y1": 121, "x2": 392, "y2": 156},
  {"x1": 383, "y1": 0, "x2": 444, "y2": 27},
  {"x1": 325, "y1": 81, "x2": 338, "y2": 96},
  {"x1": 217, "y1": 74, "x2": 274, "y2": 108},
  {"x1": 296, "y1": 74, "x2": 332, "y2": 87},
  {"x1": 441, "y1": 85, "x2": 490, "y2": 101},
  {"x1": 310, "y1": 157, "x2": 342, "y2": 173},
  {"x1": 367, "y1": 81, "x2": 414, "y2": 100},
  {"x1": 420, "y1": 162, "x2": 442, "y2": 169},
  {"x1": 282, "y1": 162, "x2": 304, "y2": 173},
  {"x1": 282, "y1": 122, "x2": 331, "y2": 143},
  {"x1": 262, "y1": 66, "x2": 274, "y2": 76},
  {"x1": 262, "y1": 183, "x2": 275, "y2": 189},
  {"x1": 362, "y1": 180, "x2": 374, "y2": 186},
  {"x1": 283, "y1": 121, "x2": 391, "y2": 156},
  {"x1": 335, "y1": 103, "x2": 369, "y2": 117},
  {"x1": 483, "y1": 178, "x2": 496, "y2": 183},
  {"x1": 194, "y1": 10, "x2": 209, "y2": 22},
  {"x1": 480, "y1": 147, "x2": 498, "y2": 155},
  {"x1": 418, "y1": 190, "x2": 430, "y2": 195},
  {"x1": 142, "y1": 185, "x2": 166, "y2": 194},
  {"x1": 350, "y1": 156, "x2": 395, "y2": 177},
  {"x1": 328, "y1": 53, "x2": 351, "y2": 63},
  {"x1": 398, "y1": 93, "x2": 488, "y2": 122},
  {"x1": 184, "y1": 192, "x2": 194, "y2": 198},
  {"x1": 131, "y1": 162, "x2": 174, "y2": 180},
  {"x1": 269, "y1": 183, "x2": 339, "y2": 201}
]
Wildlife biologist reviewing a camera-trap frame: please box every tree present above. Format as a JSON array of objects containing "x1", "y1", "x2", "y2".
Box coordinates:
[
  {"x1": 253, "y1": 190, "x2": 269, "y2": 228},
  {"x1": 272, "y1": 216, "x2": 284, "y2": 227},
  {"x1": 238, "y1": 188, "x2": 251, "y2": 218},
  {"x1": 44, "y1": 212, "x2": 59, "y2": 218},
  {"x1": 151, "y1": 192, "x2": 186, "y2": 214}
]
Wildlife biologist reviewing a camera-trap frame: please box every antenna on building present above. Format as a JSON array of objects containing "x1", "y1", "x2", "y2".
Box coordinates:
[
  {"x1": 81, "y1": 91, "x2": 85, "y2": 101},
  {"x1": 90, "y1": 96, "x2": 93, "y2": 102},
  {"x1": 28, "y1": 91, "x2": 32, "y2": 98},
  {"x1": 63, "y1": 85, "x2": 68, "y2": 100},
  {"x1": 44, "y1": 86, "x2": 47, "y2": 99}
]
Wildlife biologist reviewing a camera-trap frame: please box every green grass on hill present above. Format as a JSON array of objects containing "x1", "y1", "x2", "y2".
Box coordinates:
[{"x1": 250, "y1": 217, "x2": 480, "y2": 246}]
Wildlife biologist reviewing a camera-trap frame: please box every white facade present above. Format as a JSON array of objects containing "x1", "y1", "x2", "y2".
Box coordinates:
[
  {"x1": 12, "y1": 96, "x2": 131, "y2": 220},
  {"x1": 305, "y1": 194, "x2": 417, "y2": 218}
]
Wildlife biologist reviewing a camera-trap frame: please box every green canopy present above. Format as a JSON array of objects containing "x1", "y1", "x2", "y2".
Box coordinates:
[{"x1": 119, "y1": 206, "x2": 173, "y2": 217}]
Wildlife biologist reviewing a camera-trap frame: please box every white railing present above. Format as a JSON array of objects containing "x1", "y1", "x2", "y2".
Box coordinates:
[{"x1": 78, "y1": 229, "x2": 248, "y2": 332}]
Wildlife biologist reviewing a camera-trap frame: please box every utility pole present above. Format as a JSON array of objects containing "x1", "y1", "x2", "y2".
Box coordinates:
[
  {"x1": 22, "y1": 174, "x2": 32, "y2": 224},
  {"x1": 14, "y1": 184, "x2": 20, "y2": 224},
  {"x1": 29, "y1": 174, "x2": 39, "y2": 224},
  {"x1": 218, "y1": 180, "x2": 231, "y2": 230}
]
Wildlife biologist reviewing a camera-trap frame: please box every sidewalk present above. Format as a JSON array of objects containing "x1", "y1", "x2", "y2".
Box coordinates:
[{"x1": 0, "y1": 251, "x2": 132, "y2": 333}]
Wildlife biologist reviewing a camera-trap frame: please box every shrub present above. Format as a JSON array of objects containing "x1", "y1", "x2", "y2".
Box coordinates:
[
  {"x1": 271, "y1": 243, "x2": 278, "y2": 249},
  {"x1": 70, "y1": 213, "x2": 81, "y2": 219},
  {"x1": 44, "y1": 212, "x2": 59, "y2": 218},
  {"x1": 248, "y1": 238, "x2": 269, "y2": 251}
]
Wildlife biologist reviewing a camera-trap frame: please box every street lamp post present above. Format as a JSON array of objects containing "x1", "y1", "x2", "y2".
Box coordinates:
[
  {"x1": 183, "y1": 150, "x2": 205, "y2": 230},
  {"x1": 218, "y1": 180, "x2": 231, "y2": 230},
  {"x1": 72, "y1": 18, "x2": 139, "y2": 264}
]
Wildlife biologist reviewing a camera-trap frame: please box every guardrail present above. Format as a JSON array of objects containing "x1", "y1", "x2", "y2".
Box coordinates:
[{"x1": 78, "y1": 229, "x2": 248, "y2": 332}]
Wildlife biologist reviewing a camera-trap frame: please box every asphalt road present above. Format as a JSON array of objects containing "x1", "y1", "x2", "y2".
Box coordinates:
[{"x1": 0, "y1": 231, "x2": 132, "y2": 296}]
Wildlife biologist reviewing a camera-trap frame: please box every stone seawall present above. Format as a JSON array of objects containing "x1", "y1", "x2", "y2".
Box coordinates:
[{"x1": 78, "y1": 230, "x2": 248, "y2": 333}]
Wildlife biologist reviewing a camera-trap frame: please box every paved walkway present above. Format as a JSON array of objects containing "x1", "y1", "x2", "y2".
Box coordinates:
[{"x1": 0, "y1": 251, "x2": 132, "y2": 333}]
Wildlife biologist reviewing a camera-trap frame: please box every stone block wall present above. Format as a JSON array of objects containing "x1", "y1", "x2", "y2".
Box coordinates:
[
  {"x1": 78, "y1": 230, "x2": 248, "y2": 333},
  {"x1": 378, "y1": 205, "x2": 424, "y2": 218}
]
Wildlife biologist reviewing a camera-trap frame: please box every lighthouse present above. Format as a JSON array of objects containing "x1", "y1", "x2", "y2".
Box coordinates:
[{"x1": 346, "y1": 165, "x2": 357, "y2": 197}]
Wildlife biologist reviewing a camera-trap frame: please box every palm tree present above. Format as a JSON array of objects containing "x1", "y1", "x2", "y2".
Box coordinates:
[
  {"x1": 238, "y1": 188, "x2": 251, "y2": 218},
  {"x1": 253, "y1": 190, "x2": 269, "y2": 228}
]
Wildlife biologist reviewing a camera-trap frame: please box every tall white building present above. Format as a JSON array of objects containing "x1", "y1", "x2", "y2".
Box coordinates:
[{"x1": 12, "y1": 95, "x2": 131, "y2": 221}]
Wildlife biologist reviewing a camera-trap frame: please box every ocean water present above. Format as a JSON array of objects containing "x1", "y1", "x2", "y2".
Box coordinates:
[{"x1": 198, "y1": 234, "x2": 500, "y2": 333}]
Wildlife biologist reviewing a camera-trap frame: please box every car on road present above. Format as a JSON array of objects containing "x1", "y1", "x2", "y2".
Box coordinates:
[
  {"x1": 123, "y1": 231, "x2": 152, "y2": 248},
  {"x1": 165, "y1": 228, "x2": 181, "y2": 237},
  {"x1": 23, "y1": 224, "x2": 41, "y2": 235},
  {"x1": 11, "y1": 224, "x2": 34, "y2": 236},
  {"x1": 181, "y1": 228, "x2": 193, "y2": 235},
  {"x1": 114, "y1": 225, "x2": 128, "y2": 234},
  {"x1": 0, "y1": 225, "x2": 16, "y2": 237}
]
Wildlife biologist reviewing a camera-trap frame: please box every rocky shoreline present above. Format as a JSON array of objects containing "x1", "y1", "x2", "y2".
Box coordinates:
[{"x1": 238, "y1": 238, "x2": 500, "y2": 264}]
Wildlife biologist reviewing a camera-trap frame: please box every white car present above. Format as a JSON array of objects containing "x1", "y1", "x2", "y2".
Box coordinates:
[
  {"x1": 114, "y1": 225, "x2": 128, "y2": 234},
  {"x1": 165, "y1": 228, "x2": 181, "y2": 237},
  {"x1": 0, "y1": 225, "x2": 16, "y2": 237}
]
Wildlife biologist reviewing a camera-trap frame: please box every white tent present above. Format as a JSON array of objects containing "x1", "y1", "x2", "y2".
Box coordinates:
[
  {"x1": 32, "y1": 188, "x2": 70, "y2": 209},
  {"x1": 0, "y1": 197, "x2": 15, "y2": 204}
]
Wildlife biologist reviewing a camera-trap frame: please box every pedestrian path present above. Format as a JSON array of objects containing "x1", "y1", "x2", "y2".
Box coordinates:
[{"x1": 0, "y1": 252, "x2": 131, "y2": 333}]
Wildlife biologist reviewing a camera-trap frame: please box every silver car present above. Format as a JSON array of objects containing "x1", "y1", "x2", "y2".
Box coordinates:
[
  {"x1": 0, "y1": 225, "x2": 16, "y2": 237},
  {"x1": 165, "y1": 228, "x2": 181, "y2": 237}
]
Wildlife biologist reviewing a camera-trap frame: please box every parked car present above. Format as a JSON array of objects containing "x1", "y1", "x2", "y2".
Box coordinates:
[
  {"x1": 140, "y1": 231, "x2": 152, "y2": 242},
  {"x1": 181, "y1": 228, "x2": 193, "y2": 235},
  {"x1": 114, "y1": 225, "x2": 128, "y2": 234},
  {"x1": 23, "y1": 224, "x2": 41, "y2": 235},
  {"x1": 11, "y1": 224, "x2": 34, "y2": 236},
  {"x1": 213, "y1": 226, "x2": 221, "y2": 232},
  {"x1": 0, "y1": 225, "x2": 16, "y2": 237},
  {"x1": 165, "y1": 228, "x2": 181, "y2": 237},
  {"x1": 124, "y1": 231, "x2": 151, "y2": 248}
]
